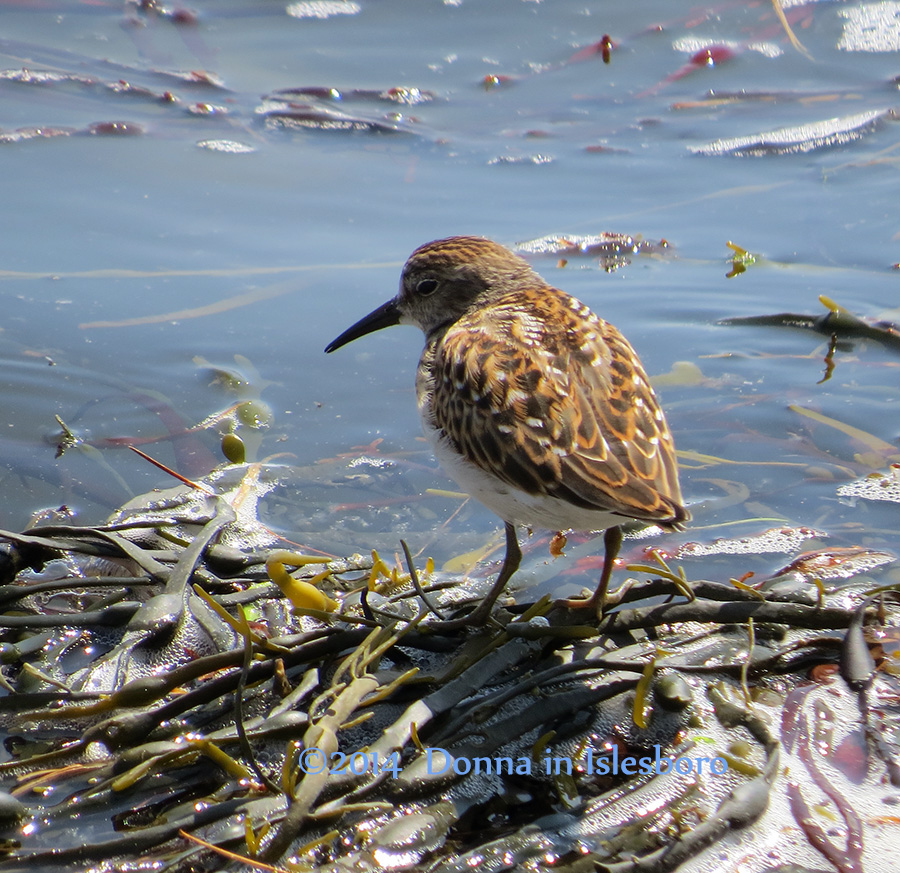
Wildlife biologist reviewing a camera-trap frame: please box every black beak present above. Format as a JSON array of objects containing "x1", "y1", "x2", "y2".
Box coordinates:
[{"x1": 325, "y1": 298, "x2": 402, "y2": 353}]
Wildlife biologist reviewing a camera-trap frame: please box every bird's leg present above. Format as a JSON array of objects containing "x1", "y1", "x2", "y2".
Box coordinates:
[
  {"x1": 466, "y1": 522, "x2": 521, "y2": 626},
  {"x1": 590, "y1": 525, "x2": 623, "y2": 615},
  {"x1": 560, "y1": 525, "x2": 623, "y2": 619}
]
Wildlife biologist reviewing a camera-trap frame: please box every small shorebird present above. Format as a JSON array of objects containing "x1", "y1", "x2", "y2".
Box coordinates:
[{"x1": 326, "y1": 236, "x2": 688, "y2": 622}]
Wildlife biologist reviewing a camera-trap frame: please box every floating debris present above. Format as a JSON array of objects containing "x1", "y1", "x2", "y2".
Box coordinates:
[
  {"x1": 486, "y1": 153, "x2": 554, "y2": 165},
  {"x1": 513, "y1": 232, "x2": 669, "y2": 272},
  {"x1": 692, "y1": 109, "x2": 891, "y2": 156},
  {"x1": 286, "y1": 1, "x2": 361, "y2": 19},
  {"x1": 0, "y1": 126, "x2": 74, "y2": 144},
  {"x1": 677, "y1": 525, "x2": 825, "y2": 558},
  {"x1": 196, "y1": 139, "x2": 256, "y2": 153},
  {"x1": 258, "y1": 95, "x2": 419, "y2": 135},
  {"x1": 671, "y1": 36, "x2": 783, "y2": 60},
  {"x1": 274, "y1": 86, "x2": 436, "y2": 105},
  {"x1": 86, "y1": 120, "x2": 145, "y2": 136},
  {"x1": 838, "y1": 465, "x2": 900, "y2": 504},
  {"x1": 0, "y1": 68, "x2": 94, "y2": 85},
  {"x1": 769, "y1": 545, "x2": 896, "y2": 582}
]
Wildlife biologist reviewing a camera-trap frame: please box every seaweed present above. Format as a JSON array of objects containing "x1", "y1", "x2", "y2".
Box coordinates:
[
  {"x1": 0, "y1": 464, "x2": 897, "y2": 872},
  {"x1": 721, "y1": 295, "x2": 900, "y2": 353}
]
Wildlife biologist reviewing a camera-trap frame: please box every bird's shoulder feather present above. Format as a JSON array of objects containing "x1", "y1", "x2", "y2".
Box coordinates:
[{"x1": 425, "y1": 288, "x2": 687, "y2": 525}]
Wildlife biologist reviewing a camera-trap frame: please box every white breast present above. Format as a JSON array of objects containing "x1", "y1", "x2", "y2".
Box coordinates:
[{"x1": 420, "y1": 413, "x2": 623, "y2": 534}]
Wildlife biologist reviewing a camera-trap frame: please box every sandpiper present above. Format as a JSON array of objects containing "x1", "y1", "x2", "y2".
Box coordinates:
[{"x1": 326, "y1": 236, "x2": 688, "y2": 621}]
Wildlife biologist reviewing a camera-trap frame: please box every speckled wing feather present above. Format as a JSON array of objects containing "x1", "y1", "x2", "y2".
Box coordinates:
[{"x1": 427, "y1": 287, "x2": 688, "y2": 527}]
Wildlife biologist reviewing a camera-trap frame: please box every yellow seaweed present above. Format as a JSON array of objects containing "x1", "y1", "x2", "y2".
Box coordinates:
[
  {"x1": 267, "y1": 551, "x2": 337, "y2": 613},
  {"x1": 770, "y1": 0, "x2": 813, "y2": 59},
  {"x1": 632, "y1": 659, "x2": 655, "y2": 729},
  {"x1": 677, "y1": 449, "x2": 805, "y2": 469},
  {"x1": 650, "y1": 361, "x2": 705, "y2": 388},
  {"x1": 790, "y1": 405, "x2": 900, "y2": 464}
]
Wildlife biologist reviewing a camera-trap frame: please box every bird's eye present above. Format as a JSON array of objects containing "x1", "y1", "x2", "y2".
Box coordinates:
[{"x1": 416, "y1": 278, "x2": 439, "y2": 297}]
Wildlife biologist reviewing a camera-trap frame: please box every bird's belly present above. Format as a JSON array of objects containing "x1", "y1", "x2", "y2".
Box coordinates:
[{"x1": 424, "y1": 423, "x2": 622, "y2": 533}]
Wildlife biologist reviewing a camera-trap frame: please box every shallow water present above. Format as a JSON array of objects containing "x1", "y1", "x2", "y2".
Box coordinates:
[{"x1": 1, "y1": 0, "x2": 899, "y2": 593}]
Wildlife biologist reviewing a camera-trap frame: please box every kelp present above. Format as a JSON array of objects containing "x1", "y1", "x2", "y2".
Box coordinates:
[
  {"x1": 0, "y1": 464, "x2": 898, "y2": 872},
  {"x1": 720, "y1": 294, "x2": 900, "y2": 353}
]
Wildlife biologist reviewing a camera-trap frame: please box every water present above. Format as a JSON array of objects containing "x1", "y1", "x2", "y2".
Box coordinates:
[
  {"x1": 3, "y1": 4, "x2": 900, "y2": 869},
  {"x1": 1, "y1": 0, "x2": 899, "y2": 590}
]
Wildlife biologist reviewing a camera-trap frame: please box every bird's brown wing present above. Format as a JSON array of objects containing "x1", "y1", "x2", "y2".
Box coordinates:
[{"x1": 429, "y1": 293, "x2": 687, "y2": 526}]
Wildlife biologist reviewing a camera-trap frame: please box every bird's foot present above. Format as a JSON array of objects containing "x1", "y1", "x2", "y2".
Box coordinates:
[
  {"x1": 557, "y1": 577, "x2": 634, "y2": 619},
  {"x1": 558, "y1": 590, "x2": 606, "y2": 620},
  {"x1": 425, "y1": 521, "x2": 521, "y2": 631}
]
